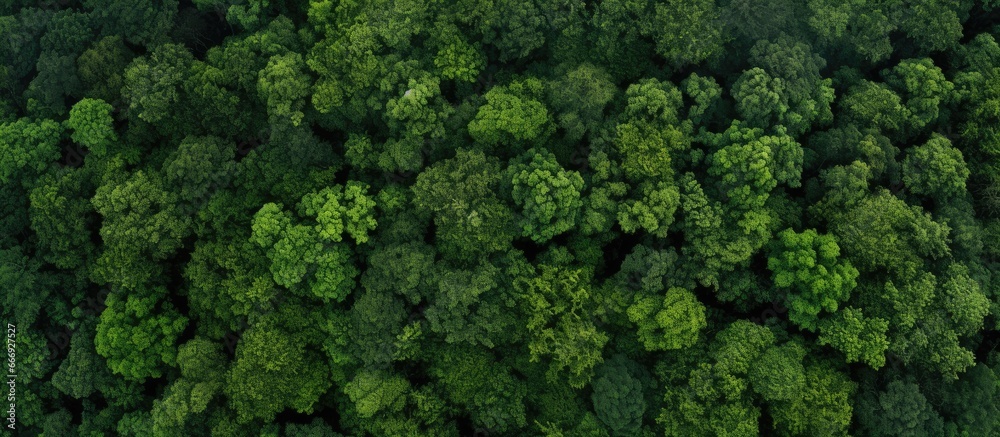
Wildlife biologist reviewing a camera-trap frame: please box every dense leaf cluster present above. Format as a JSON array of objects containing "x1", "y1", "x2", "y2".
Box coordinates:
[{"x1": 2, "y1": 0, "x2": 1000, "y2": 435}]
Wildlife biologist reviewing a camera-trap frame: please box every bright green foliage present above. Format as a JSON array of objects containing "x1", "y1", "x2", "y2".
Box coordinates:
[
  {"x1": 431, "y1": 23, "x2": 485, "y2": 83},
  {"x1": 708, "y1": 139, "x2": 773, "y2": 209},
  {"x1": 518, "y1": 265, "x2": 608, "y2": 388},
  {"x1": 614, "y1": 119, "x2": 689, "y2": 181},
  {"x1": 66, "y1": 98, "x2": 117, "y2": 156},
  {"x1": 250, "y1": 182, "x2": 375, "y2": 301},
  {"x1": 902, "y1": 134, "x2": 970, "y2": 199},
  {"x1": 712, "y1": 320, "x2": 776, "y2": 377},
  {"x1": 468, "y1": 78, "x2": 552, "y2": 148},
  {"x1": 682, "y1": 73, "x2": 723, "y2": 126},
  {"x1": 768, "y1": 363, "x2": 855, "y2": 436},
  {"x1": 509, "y1": 149, "x2": 584, "y2": 242},
  {"x1": 767, "y1": 228, "x2": 859, "y2": 331},
  {"x1": 616, "y1": 78, "x2": 690, "y2": 179},
  {"x1": 258, "y1": 53, "x2": 311, "y2": 126},
  {"x1": 95, "y1": 289, "x2": 188, "y2": 381},
  {"x1": 297, "y1": 182, "x2": 378, "y2": 244},
  {"x1": 385, "y1": 76, "x2": 452, "y2": 142},
  {"x1": 818, "y1": 307, "x2": 890, "y2": 368},
  {"x1": 627, "y1": 287, "x2": 706, "y2": 351},
  {"x1": 617, "y1": 181, "x2": 681, "y2": 238},
  {"x1": 704, "y1": 122, "x2": 801, "y2": 210},
  {"x1": 0, "y1": 118, "x2": 62, "y2": 184}
]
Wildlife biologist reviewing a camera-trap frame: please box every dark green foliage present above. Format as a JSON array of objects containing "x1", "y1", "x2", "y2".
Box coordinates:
[
  {"x1": 5, "y1": 2, "x2": 1000, "y2": 436},
  {"x1": 592, "y1": 359, "x2": 645, "y2": 436}
]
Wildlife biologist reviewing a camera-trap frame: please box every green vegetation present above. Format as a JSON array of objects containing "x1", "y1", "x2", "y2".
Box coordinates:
[{"x1": 3, "y1": 0, "x2": 1000, "y2": 435}]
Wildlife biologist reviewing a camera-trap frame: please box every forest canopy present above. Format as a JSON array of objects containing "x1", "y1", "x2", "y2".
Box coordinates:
[{"x1": 2, "y1": 0, "x2": 1000, "y2": 435}]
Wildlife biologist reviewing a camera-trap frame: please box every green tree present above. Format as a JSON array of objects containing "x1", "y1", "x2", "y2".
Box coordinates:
[
  {"x1": 412, "y1": 149, "x2": 517, "y2": 261},
  {"x1": 839, "y1": 81, "x2": 910, "y2": 134},
  {"x1": 518, "y1": 264, "x2": 608, "y2": 388},
  {"x1": 52, "y1": 321, "x2": 116, "y2": 399},
  {"x1": 258, "y1": 52, "x2": 311, "y2": 127},
  {"x1": 77, "y1": 35, "x2": 134, "y2": 104},
  {"x1": 29, "y1": 169, "x2": 97, "y2": 269},
  {"x1": 250, "y1": 182, "x2": 375, "y2": 302},
  {"x1": 856, "y1": 380, "x2": 944, "y2": 437},
  {"x1": 883, "y1": 58, "x2": 955, "y2": 133},
  {"x1": 509, "y1": 149, "x2": 585, "y2": 242},
  {"x1": 122, "y1": 43, "x2": 193, "y2": 125},
  {"x1": 818, "y1": 307, "x2": 890, "y2": 368},
  {"x1": 902, "y1": 134, "x2": 970, "y2": 199},
  {"x1": 766, "y1": 228, "x2": 859, "y2": 331},
  {"x1": 768, "y1": 362, "x2": 856, "y2": 436},
  {"x1": 225, "y1": 305, "x2": 331, "y2": 423},
  {"x1": 95, "y1": 288, "x2": 189, "y2": 380},
  {"x1": 591, "y1": 359, "x2": 645, "y2": 436},
  {"x1": 84, "y1": 0, "x2": 178, "y2": 45},
  {"x1": 626, "y1": 286, "x2": 706, "y2": 351},
  {"x1": 430, "y1": 344, "x2": 528, "y2": 433},
  {"x1": 831, "y1": 190, "x2": 950, "y2": 277},
  {"x1": 66, "y1": 98, "x2": 118, "y2": 157},
  {"x1": 0, "y1": 118, "x2": 62, "y2": 184},
  {"x1": 748, "y1": 342, "x2": 806, "y2": 402},
  {"x1": 91, "y1": 169, "x2": 191, "y2": 289},
  {"x1": 548, "y1": 63, "x2": 615, "y2": 143},
  {"x1": 647, "y1": 0, "x2": 726, "y2": 69},
  {"x1": 468, "y1": 78, "x2": 552, "y2": 150},
  {"x1": 732, "y1": 37, "x2": 834, "y2": 136}
]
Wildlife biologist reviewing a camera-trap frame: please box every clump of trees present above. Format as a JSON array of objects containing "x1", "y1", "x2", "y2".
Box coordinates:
[{"x1": 2, "y1": 0, "x2": 1000, "y2": 435}]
